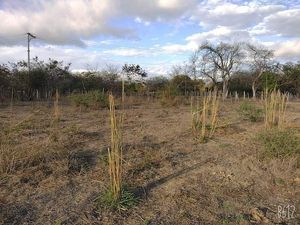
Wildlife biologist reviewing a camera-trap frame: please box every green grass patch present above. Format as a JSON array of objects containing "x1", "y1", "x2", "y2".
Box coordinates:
[
  {"x1": 98, "y1": 187, "x2": 139, "y2": 211},
  {"x1": 257, "y1": 128, "x2": 300, "y2": 158},
  {"x1": 238, "y1": 102, "x2": 262, "y2": 122},
  {"x1": 68, "y1": 91, "x2": 108, "y2": 109}
]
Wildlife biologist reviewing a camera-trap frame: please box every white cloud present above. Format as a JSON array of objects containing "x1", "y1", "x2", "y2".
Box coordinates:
[
  {"x1": 0, "y1": 44, "x2": 113, "y2": 71},
  {"x1": 0, "y1": 0, "x2": 299, "y2": 73},
  {"x1": 191, "y1": 1, "x2": 285, "y2": 29},
  {"x1": 103, "y1": 48, "x2": 148, "y2": 57},
  {"x1": 250, "y1": 9, "x2": 300, "y2": 37},
  {"x1": 158, "y1": 0, "x2": 183, "y2": 9},
  {"x1": 0, "y1": 0, "x2": 198, "y2": 46},
  {"x1": 121, "y1": 0, "x2": 197, "y2": 21},
  {"x1": 273, "y1": 39, "x2": 300, "y2": 59},
  {"x1": 134, "y1": 17, "x2": 151, "y2": 26},
  {"x1": 0, "y1": 0, "x2": 134, "y2": 46},
  {"x1": 161, "y1": 26, "x2": 252, "y2": 54},
  {"x1": 186, "y1": 26, "x2": 251, "y2": 43}
]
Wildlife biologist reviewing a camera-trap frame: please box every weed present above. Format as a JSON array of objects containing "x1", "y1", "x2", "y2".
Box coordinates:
[
  {"x1": 0, "y1": 142, "x2": 16, "y2": 174},
  {"x1": 50, "y1": 89, "x2": 61, "y2": 141},
  {"x1": 100, "y1": 187, "x2": 139, "y2": 210},
  {"x1": 143, "y1": 219, "x2": 151, "y2": 225},
  {"x1": 159, "y1": 85, "x2": 187, "y2": 106},
  {"x1": 53, "y1": 88, "x2": 60, "y2": 122},
  {"x1": 238, "y1": 101, "x2": 262, "y2": 122},
  {"x1": 54, "y1": 220, "x2": 62, "y2": 225},
  {"x1": 257, "y1": 128, "x2": 300, "y2": 158},
  {"x1": 219, "y1": 143, "x2": 232, "y2": 149},
  {"x1": 68, "y1": 91, "x2": 108, "y2": 110}
]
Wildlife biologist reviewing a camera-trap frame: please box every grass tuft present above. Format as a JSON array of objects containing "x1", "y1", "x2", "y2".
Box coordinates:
[
  {"x1": 192, "y1": 91, "x2": 220, "y2": 142},
  {"x1": 238, "y1": 101, "x2": 262, "y2": 122},
  {"x1": 264, "y1": 89, "x2": 287, "y2": 129},
  {"x1": 100, "y1": 187, "x2": 139, "y2": 210},
  {"x1": 68, "y1": 91, "x2": 108, "y2": 110},
  {"x1": 257, "y1": 128, "x2": 300, "y2": 158},
  {"x1": 107, "y1": 94, "x2": 123, "y2": 201}
]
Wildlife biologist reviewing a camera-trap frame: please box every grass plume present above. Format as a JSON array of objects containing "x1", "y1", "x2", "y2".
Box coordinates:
[
  {"x1": 108, "y1": 94, "x2": 123, "y2": 201},
  {"x1": 264, "y1": 89, "x2": 288, "y2": 129},
  {"x1": 192, "y1": 91, "x2": 220, "y2": 143}
]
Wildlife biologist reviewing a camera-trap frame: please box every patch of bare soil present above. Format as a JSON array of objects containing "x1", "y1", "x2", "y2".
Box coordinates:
[{"x1": 0, "y1": 100, "x2": 299, "y2": 225}]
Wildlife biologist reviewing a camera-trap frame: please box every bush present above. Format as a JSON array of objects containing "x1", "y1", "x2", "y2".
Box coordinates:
[
  {"x1": 258, "y1": 128, "x2": 300, "y2": 158},
  {"x1": 68, "y1": 91, "x2": 108, "y2": 109},
  {"x1": 238, "y1": 102, "x2": 262, "y2": 122},
  {"x1": 159, "y1": 84, "x2": 190, "y2": 106}
]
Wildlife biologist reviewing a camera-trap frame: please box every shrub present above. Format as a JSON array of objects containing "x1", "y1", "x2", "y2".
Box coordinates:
[
  {"x1": 238, "y1": 102, "x2": 262, "y2": 122},
  {"x1": 258, "y1": 128, "x2": 300, "y2": 158},
  {"x1": 68, "y1": 91, "x2": 108, "y2": 109},
  {"x1": 159, "y1": 84, "x2": 189, "y2": 106},
  {"x1": 159, "y1": 87, "x2": 177, "y2": 106}
]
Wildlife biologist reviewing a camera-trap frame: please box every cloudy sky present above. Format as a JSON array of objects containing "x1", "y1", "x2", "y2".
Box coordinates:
[{"x1": 0, "y1": 0, "x2": 299, "y2": 75}]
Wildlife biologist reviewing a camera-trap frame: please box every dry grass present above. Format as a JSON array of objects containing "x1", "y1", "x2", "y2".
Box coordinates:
[
  {"x1": 264, "y1": 89, "x2": 288, "y2": 129},
  {"x1": 49, "y1": 89, "x2": 61, "y2": 142},
  {"x1": 0, "y1": 141, "x2": 16, "y2": 174},
  {"x1": 108, "y1": 94, "x2": 123, "y2": 200},
  {"x1": 122, "y1": 79, "x2": 125, "y2": 109},
  {"x1": 258, "y1": 128, "x2": 300, "y2": 158},
  {"x1": 192, "y1": 91, "x2": 220, "y2": 142},
  {"x1": 54, "y1": 89, "x2": 60, "y2": 122},
  {"x1": 0, "y1": 107, "x2": 75, "y2": 176},
  {"x1": 1, "y1": 98, "x2": 299, "y2": 224}
]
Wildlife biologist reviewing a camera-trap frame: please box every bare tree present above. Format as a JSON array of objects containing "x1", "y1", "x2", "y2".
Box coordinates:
[
  {"x1": 189, "y1": 52, "x2": 198, "y2": 79},
  {"x1": 102, "y1": 63, "x2": 120, "y2": 82},
  {"x1": 199, "y1": 56, "x2": 219, "y2": 88},
  {"x1": 169, "y1": 64, "x2": 189, "y2": 77},
  {"x1": 194, "y1": 42, "x2": 243, "y2": 98},
  {"x1": 246, "y1": 43, "x2": 274, "y2": 98}
]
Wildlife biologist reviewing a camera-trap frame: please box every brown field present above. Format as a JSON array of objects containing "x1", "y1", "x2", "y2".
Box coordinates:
[{"x1": 0, "y1": 98, "x2": 299, "y2": 225}]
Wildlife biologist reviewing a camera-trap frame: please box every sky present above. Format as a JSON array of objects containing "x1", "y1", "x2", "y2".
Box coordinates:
[{"x1": 0, "y1": 0, "x2": 299, "y2": 75}]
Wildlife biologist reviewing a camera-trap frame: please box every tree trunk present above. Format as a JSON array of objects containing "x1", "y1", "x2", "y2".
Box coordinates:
[
  {"x1": 252, "y1": 81, "x2": 256, "y2": 99},
  {"x1": 222, "y1": 79, "x2": 228, "y2": 100}
]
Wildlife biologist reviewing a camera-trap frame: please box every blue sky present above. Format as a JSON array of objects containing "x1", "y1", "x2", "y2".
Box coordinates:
[{"x1": 0, "y1": 0, "x2": 299, "y2": 75}]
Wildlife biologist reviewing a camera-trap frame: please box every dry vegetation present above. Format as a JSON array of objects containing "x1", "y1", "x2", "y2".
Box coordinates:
[
  {"x1": 191, "y1": 91, "x2": 220, "y2": 142},
  {"x1": 264, "y1": 89, "x2": 288, "y2": 129},
  {"x1": 0, "y1": 94, "x2": 299, "y2": 225}
]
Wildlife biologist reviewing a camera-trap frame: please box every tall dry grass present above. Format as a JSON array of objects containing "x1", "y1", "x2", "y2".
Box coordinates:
[
  {"x1": 122, "y1": 79, "x2": 125, "y2": 109},
  {"x1": 264, "y1": 89, "x2": 288, "y2": 129},
  {"x1": 54, "y1": 88, "x2": 60, "y2": 121},
  {"x1": 192, "y1": 91, "x2": 220, "y2": 142},
  {"x1": 108, "y1": 94, "x2": 123, "y2": 200}
]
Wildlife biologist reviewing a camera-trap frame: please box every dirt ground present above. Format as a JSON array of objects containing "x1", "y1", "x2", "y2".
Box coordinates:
[{"x1": 0, "y1": 98, "x2": 299, "y2": 225}]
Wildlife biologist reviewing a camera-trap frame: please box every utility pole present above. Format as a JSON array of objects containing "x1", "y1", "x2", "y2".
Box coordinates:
[{"x1": 27, "y1": 32, "x2": 36, "y2": 72}]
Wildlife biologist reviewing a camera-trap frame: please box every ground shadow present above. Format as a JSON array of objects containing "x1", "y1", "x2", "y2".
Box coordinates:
[{"x1": 133, "y1": 157, "x2": 215, "y2": 198}]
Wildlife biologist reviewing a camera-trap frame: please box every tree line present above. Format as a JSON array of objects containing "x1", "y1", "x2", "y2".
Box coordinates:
[
  {"x1": 182, "y1": 42, "x2": 300, "y2": 98},
  {"x1": 0, "y1": 42, "x2": 300, "y2": 102}
]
